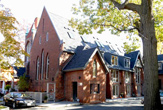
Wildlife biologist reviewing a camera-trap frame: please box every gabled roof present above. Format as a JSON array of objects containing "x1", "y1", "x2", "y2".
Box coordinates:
[
  {"x1": 124, "y1": 50, "x2": 141, "y2": 69},
  {"x1": 63, "y1": 46, "x2": 109, "y2": 72},
  {"x1": 13, "y1": 67, "x2": 26, "y2": 77},
  {"x1": 43, "y1": 7, "x2": 124, "y2": 55}
]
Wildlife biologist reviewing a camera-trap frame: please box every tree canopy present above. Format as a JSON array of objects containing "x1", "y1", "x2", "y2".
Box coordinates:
[
  {"x1": 0, "y1": 4, "x2": 27, "y2": 69},
  {"x1": 69, "y1": 0, "x2": 163, "y2": 53},
  {"x1": 69, "y1": 0, "x2": 163, "y2": 110}
]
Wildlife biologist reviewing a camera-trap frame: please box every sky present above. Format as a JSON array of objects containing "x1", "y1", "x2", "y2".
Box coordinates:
[{"x1": 0, "y1": 0, "x2": 143, "y2": 54}]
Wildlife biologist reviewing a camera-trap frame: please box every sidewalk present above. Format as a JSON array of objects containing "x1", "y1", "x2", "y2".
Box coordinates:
[
  {"x1": 106, "y1": 97, "x2": 143, "y2": 102},
  {"x1": 36, "y1": 101, "x2": 80, "y2": 108}
]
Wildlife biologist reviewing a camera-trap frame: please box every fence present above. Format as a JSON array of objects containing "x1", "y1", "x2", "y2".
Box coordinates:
[{"x1": 22, "y1": 92, "x2": 55, "y2": 103}]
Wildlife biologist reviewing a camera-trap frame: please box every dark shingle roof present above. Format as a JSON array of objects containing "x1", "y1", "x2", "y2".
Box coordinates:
[
  {"x1": 13, "y1": 67, "x2": 26, "y2": 77},
  {"x1": 104, "y1": 52, "x2": 130, "y2": 71},
  {"x1": 63, "y1": 46, "x2": 97, "y2": 72},
  {"x1": 158, "y1": 55, "x2": 163, "y2": 74},
  {"x1": 158, "y1": 54, "x2": 163, "y2": 61},
  {"x1": 125, "y1": 50, "x2": 140, "y2": 69}
]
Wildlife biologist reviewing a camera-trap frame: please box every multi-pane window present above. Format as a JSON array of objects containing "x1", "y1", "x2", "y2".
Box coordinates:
[
  {"x1": 125, "y1": 58, "x2": 130, "y2": 68},
  {"x1": 158, "y1": 62, "x2": 162, "y2": 70},
  {"x1": 111, "y1": 70, "x2": 119, "y2": 83},
  {"x1": 125, "y1": 72, "x2": 130, "y2": 83},
  {"x1": 126, "y1": 85, "x2": 131, "y2": 96},
  {"x1": 137, "y1": 85, "x2": 141, "y2": 96},
  {"x1": 39, "y1": 36, "x2": 41, "y2": 44},
  {"x1": 136, "y1": 59, "x2": 141, "y2": 67},
  {"x1": 36, "y1": 58, "x2": 39, "y2": 80},
  {"x1": 93, "y1": 60, "x2": 97, "y2": 77},
  {"x1": 46, "y1": 32, "x2": 49, "y2": 41},
  {"x1": 90, "y1": 84, "x2": 100, "y2": 94},
  {"x1": 135, "y1": 68, "x2": 141, "y2": 84},
  {"x1": 111, "y1": 56, "x2": 118, "y2": 66},
  {"x1": 46, "y1": 55, "x2": 49, "y2": 79},
  {"x1": 41, "y1": 51, "x2": 44, "y2": 80},
  {"x1": 113, "y1": 85, "x2": 119, "y2": 97}
]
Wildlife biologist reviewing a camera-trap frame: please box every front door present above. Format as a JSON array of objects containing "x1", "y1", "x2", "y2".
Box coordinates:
[{"x1": 73, "y1": 82, "x2": 77, "y2": 101}]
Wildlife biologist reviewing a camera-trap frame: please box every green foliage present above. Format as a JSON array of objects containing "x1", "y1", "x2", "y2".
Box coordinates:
[
  {"x1": 69, "y1": 0, "x2": 163, "y2": 52},
  {"x1": 0, "y1": 4, "x2": 27, "y2": 69},
  {"x1": 18, "y1": 74, "x2": 29, "y2": 91},
  {"x1": 123, "y1": 36, "x2": 140, "y2": 53},
  {"x1": 5, "y1": 84, "x2": 11, "y2": 91}
]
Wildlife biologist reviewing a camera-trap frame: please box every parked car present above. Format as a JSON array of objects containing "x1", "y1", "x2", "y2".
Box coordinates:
[
  {"x1": 141, "y1": 91, "x2": 163, "y2": 104},
  {"x1": 3, "y1": 92, "x2": 36, "y2": 108}
]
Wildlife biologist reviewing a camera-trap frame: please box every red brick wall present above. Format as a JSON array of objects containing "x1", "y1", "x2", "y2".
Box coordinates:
[
  {"x1": 29, "y1": 8, "x2": 63, "y2": 100},
  {"x1": 65, "y1": 52, "x2": 106, "y2": 103}
]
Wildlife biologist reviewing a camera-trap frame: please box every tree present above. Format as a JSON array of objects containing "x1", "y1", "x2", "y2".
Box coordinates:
[
  {"x1": 69, "y1": 0, "x2": 163, "y2": 109},
  {"x1": 123, "y1": 36, "x2": 140, "y2": 53},
  {"x1": 18, "y1": 74, "x2": 29, "y2": 91},
  {"x1": 0, "y1": 4, "x2": 27, "y2": 69},
  {"x1": 5, "y1": 84, "x2": 11, "y2": 91}
]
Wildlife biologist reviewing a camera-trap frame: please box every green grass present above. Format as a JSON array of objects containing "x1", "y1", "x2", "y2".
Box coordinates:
[{"x1": 0, "y1": 105, "x2": 6, "y2": 109}]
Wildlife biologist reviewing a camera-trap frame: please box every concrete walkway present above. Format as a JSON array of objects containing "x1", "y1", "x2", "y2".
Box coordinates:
[
  {"x1": 36, "y1": 101, "x2": 80, "y2": 108},
  {"x1": 106, "y1": 97, "x2": 143, "y2": 102}
]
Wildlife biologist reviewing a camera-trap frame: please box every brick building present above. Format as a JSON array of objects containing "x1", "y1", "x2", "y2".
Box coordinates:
[{"x1": 25, "y1": 7, "x2": 144, "y2": 103}]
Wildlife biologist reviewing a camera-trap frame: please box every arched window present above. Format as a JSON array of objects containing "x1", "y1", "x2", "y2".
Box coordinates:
[
  {"x1": 41, "y1": 50, "x2": 44, "y2": 80},
  {"x1": 39, "y1": 36, "x2": 41, "y2": 44},
  {"x1": 46, "y1": 54, "x2": 49, "y2": 79},
  {"x1": 46, "y1": 32, "x2": 49, "y2": 41},
  {"x1": 93, "y1": 60, "x2": 97, "y2": 77},
  {"x1": 36, "y1": 57, "x2": 39, "y2": 80},
  {"x1": 26, "y1": 42, "x2": 31, "y2": 62}
]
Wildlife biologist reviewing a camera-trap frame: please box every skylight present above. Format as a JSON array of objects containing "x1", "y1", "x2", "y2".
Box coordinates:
[
  {"x1": 81, "y1": 36, "x2": 89, "y2": 43},
  {"x1": 67, "y1": 32, "x2": 75, "y2": 39}
]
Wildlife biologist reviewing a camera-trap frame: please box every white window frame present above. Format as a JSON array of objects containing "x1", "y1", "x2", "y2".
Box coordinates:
[
  {"x1": 113, "y1": 85, "x2": 119, "y2": 98},
  {"x1": 111, "y1": 55, "x2": 118, "y2": 66},
  {"x1": 36, "y1": 58, "x2": 39, "y2": 80},
  {"x1": 46, "y1": 32, "x2": 49, "y2": 41},
  {"x1": 111, "y1": 70, "x2": 119, "y2": 83},
  {"x1": 158, "y1": 62, "x2": 162, "y2": 70},
  {"x1": 125, "y1": 58, "x2": 130, "y2": 68},
  {"x1": 125, "y1": 71, "x2": 131, "y2": 83},
  {"x1": 46, "y1": 55, "x2": 49, "y2": 79}
]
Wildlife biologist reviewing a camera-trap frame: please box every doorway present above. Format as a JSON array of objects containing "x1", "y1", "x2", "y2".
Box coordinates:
[{"x1": 73, "y1": 82, "x2": 77, "y2": 101}]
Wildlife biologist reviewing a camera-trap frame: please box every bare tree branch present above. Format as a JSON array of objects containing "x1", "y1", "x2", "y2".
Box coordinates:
[{"x1": 110, "y1": 0, "x2": 142, "y2": 14}]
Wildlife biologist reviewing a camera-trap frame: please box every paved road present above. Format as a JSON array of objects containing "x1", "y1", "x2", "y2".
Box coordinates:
[{"x1": 10, "y1": 99, "x2": 144, "y2": 110}]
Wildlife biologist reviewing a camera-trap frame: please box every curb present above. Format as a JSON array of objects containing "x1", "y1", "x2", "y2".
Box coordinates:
[{"x1": 0, "y1": 106, "x2": 9, "y2": 110}]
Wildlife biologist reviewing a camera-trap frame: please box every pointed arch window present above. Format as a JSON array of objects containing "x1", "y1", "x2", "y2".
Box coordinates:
[
  {"x1": 46, "y1": 54, "x2": 49, "y2": 79},
  {"x1": 46, "y1": 32, "x2": 49, "y2": 41},
  {"x1": 93, "y1": 60, "x2": 97, "y2": 77},
  {"x1": 41, "y1": 50, "x2": 44, "y2": 80},
  {"x1": 36, "y1": 57, "x2": 39, "y2": 80}
]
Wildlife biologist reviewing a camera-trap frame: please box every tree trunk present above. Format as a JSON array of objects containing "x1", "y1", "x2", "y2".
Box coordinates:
[{"x1": 141, "y1": 1, "x2": 161, "y2": 109}]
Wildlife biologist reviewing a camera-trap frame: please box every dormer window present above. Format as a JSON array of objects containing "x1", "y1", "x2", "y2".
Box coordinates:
[
  {"x1": 111, "y1": 55, "x2": 118, "y2": 66},
  {"x1": 125, "y1": 58, "x2": 130, "y2": 68},
  {"x1": 158, "y1": 62, "x2": 162, "y2": 70}
]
